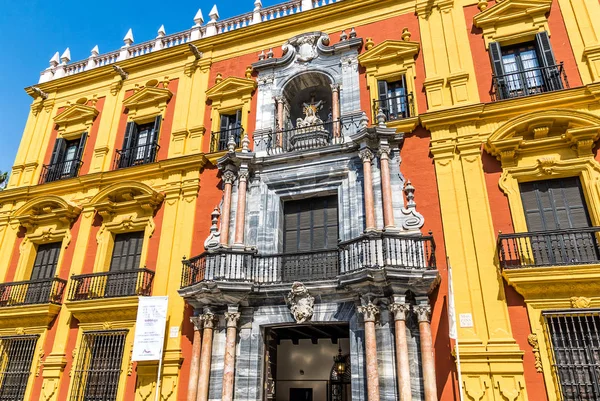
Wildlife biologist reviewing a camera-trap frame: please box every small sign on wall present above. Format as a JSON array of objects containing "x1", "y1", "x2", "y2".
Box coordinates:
[
  {"x1": 459, "y1": 313, "x2": 474, "y2": 328},
  {"x1": 169, "y1": 326, "x2": 179, "y2": 338}
]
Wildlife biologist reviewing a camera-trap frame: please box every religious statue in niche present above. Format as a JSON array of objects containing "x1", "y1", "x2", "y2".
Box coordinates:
[
  {"x1": 290, "y1": 95, "x2": 330, "y2": 150},
  {"x1": 296, "y1": 100, "x2": 325, "y2": 128}
]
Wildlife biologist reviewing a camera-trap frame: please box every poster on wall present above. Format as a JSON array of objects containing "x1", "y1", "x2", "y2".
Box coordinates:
[{"x1": 132, "y1": 296, "x2": 169, "y2": 361}]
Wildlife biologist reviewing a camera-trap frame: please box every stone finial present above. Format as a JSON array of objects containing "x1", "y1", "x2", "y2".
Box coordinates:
[
  {"x1": 357, "y1": 301, "x2": 380, "y2": 323},
  {"x1": 123, "y1": 29, "x2": 134, "y2": 46},
  {"x1": 194, "y1": 8, "x2": 204, "y2": 25},
  {"x1": 349, "y1": 27, "x2": 357, "y2": 38},
  {"x1": 266, "y1": 48, "x2": 274, "y2": 59},
  {"x1": 204, "y1": 207, "x2": 221, "y2": 250},
  {"x1": 227, "y1": 131, "x2": 237, "y2": 153},
  {"x1": 215, "y1": 72, "x2": 223, "y2": 84},
  {"x1": 209, "y1": 5, "x2": 219, "y2": 20},
  {"x1": 252, "y1": 0, "x2": 263, "y2": 24},
  {"x1": 414, "y1": 304, "x2": 431, "y2": 322},
  {"x1": 245, "y1": 66, "x2": 253, "y2": 79},
  {"x1": 286, "y1": 282, "x2": 315, "y2": 324},
  {"x1": 60, "y1": 48, "x2": 71, "y2": 64},
  {"x1": 401, "y1": 28, "x2": 411, "y2": 41},
  {"x1": 359, "y1": 111, "x2": 369, "y2": 129},
  {"x1": 365, "y1": 38, "x2": 374, "y2": 50},
  {"x1": 477, "y1": 0, "x2": 488, "y2": 11},
  {"x1": 376, "y1": 108, "x2": 387, "y2": 127},
  {"x1": 90, "y1": 45, "x2": 99, "y2": 57},
  {"x1": 404, "y1": 180, "x2": 416, "y2": 208},
  {"x1": 157, "y1": 25, "x2": 166, "y2": 38},
  {"x1": 50, "y1": 52, "x2": 60, "y2": 67},
  {"x1": 340, "y1": 30, "x2": 348, "y2": 41},
  {"x1": 254, "y1": 0, "x2": 262, "y2": 10},
  {"x1": 258, "y1": 50, "x2": 266, "y2": 60},
  {"x1": 242, "y1": 135, "x2": 250, "y2": 152}
]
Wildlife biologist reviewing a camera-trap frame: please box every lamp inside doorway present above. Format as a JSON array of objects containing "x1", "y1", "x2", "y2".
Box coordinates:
[{"x1": 333, "y1": 346, "x2": 346, "y2": 375}]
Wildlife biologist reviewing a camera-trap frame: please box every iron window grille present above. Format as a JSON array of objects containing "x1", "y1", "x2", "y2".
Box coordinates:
[
  {"x1": 70, "y1": 330, "x2": 128, "y2": 401},
  {"x1": 114, "y1": 116, "x2": 161, "y2": 169},
  {"x1": 544, "y1": 310, "x2": 600, "y2": 401},
  {"x1": 40, "y1": 134, "x2": 87, "y2": 184},
  {"x1": 0, "y1": 335, "x2": 39, "y2": 401}
]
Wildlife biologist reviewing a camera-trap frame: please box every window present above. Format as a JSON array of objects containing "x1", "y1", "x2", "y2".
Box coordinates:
[
  {"x1": 117, "y1": 116, "x2": 161, "y2": 169},
  {"x1": 105, "y1": 232, "x2": 144, "y2": 297},
  {"x1": 212, "y1": 110, "x2": 242, "y2": 152},
  {"x1": 545, "y1": 311, "x2": 600, "y2": 401},
  {"x1": 42, "y1": 134, "x2": 87, "y2": 183},
  {"x1": 0, "y1": 335, "x2": 38, "y2": 401},
  {"x1": 25, "y1": 242, "x2": 61, "y2": 304},
  {"x1": 489, "y1": 32, "x2": 565, "y2": 100},
  {"x1": 376, "y1": 77, "x2": 411, "y2": 121},
  {"x1": 519, "y1": 177, "x2": 599, "y2": 265},
  {"x1": 70, "y1": 330, "x2": 127, "y2": 401},
  {"x1": 282, "y1": 195, "x2": 339, "y2": 281}
]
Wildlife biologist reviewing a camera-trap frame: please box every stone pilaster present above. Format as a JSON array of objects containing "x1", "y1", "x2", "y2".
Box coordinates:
[
  {"x1": 359, "y1": 148, "x2": 376, "y2": 232},
  {"x1": 357, "y1": 301, "x2": 380, "y2": 401},
  {"x1": 221, "y1": 308, "x2": 241, "y2": 401},
  {"x1": 220, "y1": 171, "x2": 236, "y2": 245},
  {"x1": 196, "y1": 311, "x2": 216, "y2": 401},
  {"x1": 414, "y1": 303, "x2": 436, "y2": 401},
  {"x1": 389, "y1": 303, "x2": 412, "y2": 401},
  {"x1": 234, "y1": 171, "x2": 249, "y2": 246},
  {"x1": 378, "y1": 145, "x2": 394, "y2": 229},
  {"x1": 187, "y1": 317, "x2": 203, "y2": 401}
]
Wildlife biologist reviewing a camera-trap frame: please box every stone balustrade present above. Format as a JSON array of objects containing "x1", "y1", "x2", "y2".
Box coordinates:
[{"x1": 38, "y1": 0, "x2": 344, "y2": 83}]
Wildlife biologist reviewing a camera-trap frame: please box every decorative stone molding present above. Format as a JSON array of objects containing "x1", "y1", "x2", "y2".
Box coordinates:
[
  {"x1": 122, "y1": 86, "x2": 172, "y2": 123},
  {"x1": 473, "y1": 0, "x2": 552, "y2": 48},
  {"x1": 222, "y1": 171, "x2": 236, "y2": 184},
  {"x1": 204, "y1": 207, "x2": 222, "y2": 250},
  {"x1": 286, "y1": 282, "x2": 315, "y2": 324},
  {"x1": 570, "y1": 296, "x2": 591, "y2": 308},
  {"x1": 358, "y1": 148, "x2": 374, "y2": 163},
  {"x1": 527, "y1": 334, "x2": 543, "y2": 373},
  {"x1": 224, "y1": 312, "x2": 241, "y2": 328},
  {"x1": 357, "y1": 301, "x2": 380, "y2": 323},
  {"x1": 53, "y1": 103, "x2": 99, "y2": 140},
  {"x1": 190, "y1": 316, "x2": 204, "y2": 331},
  {"x1": 389, "y1": 303, "x2": 411, "y2": 321},
  {"x1": 414, "y1": 304, "x2": 431, "y2": 323}
]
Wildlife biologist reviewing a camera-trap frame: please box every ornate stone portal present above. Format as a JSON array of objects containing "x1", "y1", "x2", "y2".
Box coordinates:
[{"x1": 285, "y1": 282, "x2": 315, "y2": 323}]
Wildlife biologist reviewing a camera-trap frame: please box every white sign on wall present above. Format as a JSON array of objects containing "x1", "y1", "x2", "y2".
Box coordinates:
[
  {"x1": 132, "y1": 296, "x2": 169, "y2": 361},
  {"x1": 459, "y1": 313, "x2": 474, "y2": 328}
]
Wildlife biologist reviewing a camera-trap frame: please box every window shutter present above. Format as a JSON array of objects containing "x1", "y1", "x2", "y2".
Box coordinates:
[
  {"x1": 377, "y1": 80, "x2": 389, "y2": 103},
  {"x1": 147, "y1": 115, "x2": 161, "y2": 161},
  {"x1": 30, "y1": 242, "x2": 61, "y2": 280},
  {"x1": 122, "y1": 122, "x2": 136, "y2": 150},
  {"x1": 283, "y1": 196, "x2": 338, "y2": 253},
  {"x1": 110, "y1": 232, "x2": 144, "y2": 272},
  {"x1": 235, "y1": 110, "x2": 242, "y2": 126},
  {"x1": 49, "y1": 138, "x2": 67, "y2": 165},
  {"x1": 488, "y1": 42, "x2": 505, "y2": 77},
  {"x1": 74, "y1": 133, "x2": 87, "y2": 162},
  {"x1": 535, "y1": 31, "x2": 556, "y2": 68}
]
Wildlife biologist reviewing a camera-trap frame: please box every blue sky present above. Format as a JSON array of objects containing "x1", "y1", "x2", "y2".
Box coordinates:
[{"x1": 0, "y1": 0, "x2": 280, "y2": 175}]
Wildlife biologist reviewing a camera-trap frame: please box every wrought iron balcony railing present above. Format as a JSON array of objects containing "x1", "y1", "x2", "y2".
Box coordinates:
[
  {"x1": 264, "y1": 119, "x2": 344, "y2": 155},
  {"x1": 113, "y1": 142, "x2": 160, "y2": 169},
  {"x1": 0, "y1": 278, "x2": 67, "y2": 307},
  {"x1": 39, "y1": 159, "x2": 83, "y2": 184},
  {"x1": 181, "y1": 233, "x2": 436, "y2": 288},
  {"x1": 373, "y1": 93, "x2": 414, "y2": 122},
  {"x1": 210, "y1": 127, "x2": 244, "y2": 152},
  {"x1": 491, "y1": 63, "x2": 569, "y2": 101},
  {"x1": 67, "y1": 268, "x2": 155, "y2": 301},
  {"x1": 498, "y1": 227, "x2": 600, "y2": 269}
]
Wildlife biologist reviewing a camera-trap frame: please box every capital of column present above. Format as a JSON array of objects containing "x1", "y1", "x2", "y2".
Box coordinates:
[
  {"x1": 359, "y1": 148, "x2": 374, "y2": 163},
  {"x1": 190, "y1": 316, "x2": 204, "y2": 331},
  {"x1": 224, "y1": 312, "x2": 241, "y2": 328},
  {"x1": 357, "y1": 301, "x2": 380, "y2": 323},
  {"x1": 238, "y1": 170, "x2": 249, "y2": 182},
  {"x1": 274, "y1": 95, "x2": 285, "y2": 104},
  {"x1": 378, "y1": 145, "x2": 391, "y2": 159},
  {"x1": 414, "y1": 304, "x2": 432, "y2": 323},
  {"x1": 222, "y1": 171, "x2": 236, "y2": 185},
  {"x1": 200, "y1": 311, "x2": 217, "y2": 329},
  {"x1": 330, "y1": 83, "x2": 340, "y2": 93},
  {"x1": 389, "y1": 303, "x2": 411, "y2": 321}
]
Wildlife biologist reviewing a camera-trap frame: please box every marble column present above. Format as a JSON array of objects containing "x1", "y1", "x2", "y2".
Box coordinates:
[
  {"x1": 234, "y1": 170, "x2": 249, "y2": 246},
  {"x1": 187, "y1": 317, "x2": 203, "y2": 401},
  {"x1": 359, "y1": 148, "x2": 376, "y2": 231},
  {"x1": 196, "y1": 311, "x2": 217, "y2": 401},
  {"x1": 276, "y1": 96, "x2": 285, "y2": 147},
  {"x1": 390, "y1": 303, "x2": 412, "y2": 401},
  {"x1": 378, "y1": 145, "x2": 395, "y2": 230},
  {"x1": 357, "y1": 301, "x2": 380, "y2": 401},
  {"x1": 221, "y1": 309, "x2": 241, "y2": 401},
  {"x1": 331, "y1": 84, "x2": 340, "y2": 138},
  {"x1": 415, "y1": 304, "x2": 437, "y2": 401},
  {"x1": 220, "y1": 171, "x2": 236, "y2": 245}
]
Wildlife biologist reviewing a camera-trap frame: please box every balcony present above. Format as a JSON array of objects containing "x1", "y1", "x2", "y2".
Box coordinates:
[
  {"x1": 265, "y1": 119, "x2": 347, "y2": 155},
  {"x1": 113, "y1": 142, "x2": 160, "y2": 169},
  {"x1": 0, "y1": 278, "x2": 67, "y2": 307},
  {"x1": 498, "y1": 227, "x2": 600, "y2": 269},
  {"x1": 67, "y1": 268, "x2": 155, "y2": 301},
  {"x1": 210, "y1": 126, "x2": 244, "y2": 153},
  {"x1": 491, "y1": 63, "x2": 569, "y2": 101},
  {"x1": 180, "y1": 233, "x2": 436, "y2": 288},
  {"x1": 373, "y1": 93, "x2": 414, "y2": 122},
  {"x1": 39, "y1": 159, "x2": 83, "y2": 184}
]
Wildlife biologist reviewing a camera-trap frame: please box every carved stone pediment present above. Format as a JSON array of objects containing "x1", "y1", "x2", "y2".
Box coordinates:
[
  {"x1": 13, "y1": 196, "x2": 81, "y2": 231},
  {"x1": 89, "y1": 181, "x2": 164, "y2": 220},
  {"x1": 206, "y1": 77, "x2": 257, "y2": 102},
  {"x1": 358, "y1": 40, "x2": 420, "y2": 67},
  {"x1": 54, "y1": 104, "x2": 99, "y2": 139},
  {"x1": 123, "y1": 86, "x2": 172, "y2": 122}
]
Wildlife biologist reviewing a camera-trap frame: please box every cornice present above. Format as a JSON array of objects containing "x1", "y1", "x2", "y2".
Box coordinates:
[
  {"x1": 0, "y1": 303, "x2": 61, "y2": 330},
  {"x1": 65, "y1": 296, "x2": 139, "y2": 324}
]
